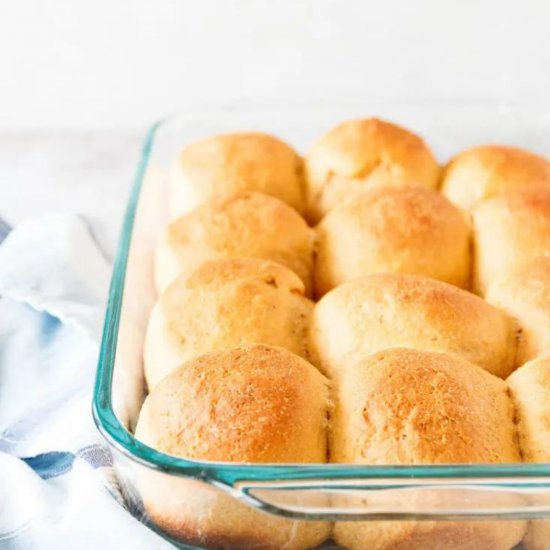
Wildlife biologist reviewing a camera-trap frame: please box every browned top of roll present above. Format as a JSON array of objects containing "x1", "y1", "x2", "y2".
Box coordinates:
[
  {"x1": 155, "y1": 191, "x2": 313, "y2": 293},
  {"x1": 310, "y1": 273, "x2": 517, "y2": 379},
  {"x1": 144, "y1": 258, "x2": 314, "y2": 389},
  {"x1": 314, "y1": 186, "x2": 471, "y2": 296},
  {"x1": 331, "y1": 348, "x2": 521, "y2": 465},
  {"x1": 442, "y1": 145, "x2": 550, "y2": 211},
  {"x1": 136, "y1": 344, "x2": 329, "y2": 463},
  {"x1": 170, "y1": 132, "x2": 305, "y2": 217},
  {"x1": 305, "y1": 118, "x2": 440, "y2": 222}
]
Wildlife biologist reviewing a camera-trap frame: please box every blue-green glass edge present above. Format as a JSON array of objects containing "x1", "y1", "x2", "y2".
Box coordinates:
[{"x1": 92, "y1": 116, "x2": 550, "y2": 492}]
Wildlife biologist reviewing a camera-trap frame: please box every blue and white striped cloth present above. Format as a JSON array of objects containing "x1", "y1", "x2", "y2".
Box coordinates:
[{"x1": 0, "y1": 215, "x2": 172, "y2": 549}]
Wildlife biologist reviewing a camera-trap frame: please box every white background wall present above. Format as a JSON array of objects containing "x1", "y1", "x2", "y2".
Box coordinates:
[{"x1": 1, "y1": 0, "x2": 549, "y2": 131}]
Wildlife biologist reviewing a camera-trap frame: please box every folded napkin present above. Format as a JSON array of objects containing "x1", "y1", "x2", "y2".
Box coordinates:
[{"x1": 0, "y1": 215, "x2": 173, "y2": 549}]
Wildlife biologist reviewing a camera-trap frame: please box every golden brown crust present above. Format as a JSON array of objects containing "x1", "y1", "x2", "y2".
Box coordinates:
[
  {"x1": 314, "y1": 186, "x2": 471, "y2": 296},
  {"x1": 304, "y1": 118, "x2": 440, "y2": 223},
  {"x1": 330, "y1": 348, "x2": 520, "y2": 465},
  {"x1": 487, "y1": 258, "x2": 550, "y2": 364},
  {"x1": 441, "y1": 145, "x2": 550, "y2": 211},
  {"x1": 136, "y1": 344, "x2": 331, "y2": 549},
  {"x1": 169, "y1": 132, "x2": 306, "y2": 218},
  {"x1": 473, "y1": 185, "x2": 550, "y2": 294},
  {"x1": 331, "y1": 348, "x2": 524, "y2": 550},
  {"x1": 507, "y1": 356, "x2": 550, "y2": 462},
  {"x1": 144, "y1": 258, "x2": 314, "y2": 389},
  {"x1": 137, "y1": 344, "x2": 329, "y2": 462},
  {"x1": 310, "y1": 273, "x2": 517, "y2": 378},
  {"x1": 155, "y1": 191, "x2": 314, "y2": 294}
]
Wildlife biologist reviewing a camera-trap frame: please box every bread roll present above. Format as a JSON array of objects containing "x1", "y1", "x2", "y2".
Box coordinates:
[
  {"x1": 487, "y1": 258, "x2": 550, "y2": 364},
  {"x1": 473, "y1": 185, "x2": 550, "y2": 294},
  {"x1": 523, "y1": 522, "x2": 550, "y2": 550},
  {"x1": 144, "y1": 258, "x2": 314, "y2": 389},
  {"x1": 508, "y1": 357, "x2": 550, "y2": 550},
  {"x1": 304, "y1": 118, "x2": 440, "y2": 223},
  {"x1": 310, "y1": 273, "x2": 517, "y2": 378},
  {"x1": 331, "y1": 348, "x2": 524, "y2": 550},
  {"x1": 314, "y1": 186, "x2": 470, "y2": 296},
  {"x1": 508, "y1": 356, "x2": 550, "y2": 462},
  {"x1": 135, "y1": 344, "x2": 330, "y2": 549},
  {"x1": 332, "y1": 348, "x2": 520, "y2": 464},
  {"x1": 155, "y1": 191, "x2": 314, "y2": 295},
  {"x1": 441, "y1": 145, "x2": 550, "y2": 211},
  {"x1": 169, "y1": 132, "x2": 305, "y2": 218}
]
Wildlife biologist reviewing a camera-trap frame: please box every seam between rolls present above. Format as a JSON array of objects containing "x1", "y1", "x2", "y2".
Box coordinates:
[{"x1": 506, "y1": 385, "x2": 525, "y2": 462}]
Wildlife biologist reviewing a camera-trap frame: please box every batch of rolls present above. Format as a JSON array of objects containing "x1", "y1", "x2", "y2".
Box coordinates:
[{"x1": 134, "y1": 117, "x2": 550, "y2": 550}]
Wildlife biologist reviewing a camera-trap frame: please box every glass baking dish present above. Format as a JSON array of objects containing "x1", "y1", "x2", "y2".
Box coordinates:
[{"x1": 93, "y1": 100, "x2": 550, "y2": 549}]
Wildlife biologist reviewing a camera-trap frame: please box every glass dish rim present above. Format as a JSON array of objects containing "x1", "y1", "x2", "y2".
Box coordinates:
[{"x1": 92, "y1": 102, "x2": 550, "y2": 489}]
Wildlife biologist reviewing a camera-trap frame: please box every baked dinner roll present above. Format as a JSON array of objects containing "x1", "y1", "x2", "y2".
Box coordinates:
[
  {"x1": 441, "y1": 145, "x2": 550, "y2": 211},
  {"x1": 169, "y1": 132, "x2": 305, "y2": 218},
  {"x1": 135, "y1": 344, "x2": 331, "y2": 549},
  {"x1": 473, "y1": 185, "x2": 550, "y2": 294},
  {"x1": 144, "y1": 258, "x2": 313, "y2": 389},
  {"x1": 155, "y1": 191, "x2": 314, "y2": 295},
  {"x1": 332, "y1": 348, "x2": 521, "y2": 464},
  {"x1": 304, "y1": 118, "x2": 440, "y2": 223},
  {"x1": 487, "y1": 258, "x2": 550, "y2": 365},
  {"x1": 331, "y1": 348, "x2": 524, "y2": 550},
  {"x1": 508, "y1": 356, "x2": 550, "y2": 462},
  {"x1": 522, "y1": 521, "x2": 550, "y2": 550},
  {"x1": 508, "y1": 357, "x2": 550, "y2": 550},
  {"x1": 310, "y1": 273, "x2": 517, "y2": 378},
  {"x1": 314, "y1": 186, "x2": 470, "y2": 296}
]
